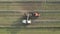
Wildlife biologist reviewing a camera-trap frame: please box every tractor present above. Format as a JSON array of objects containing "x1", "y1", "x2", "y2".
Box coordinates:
[{"x1": 22, "y1": 12, "x2": 40, "y2": 25}]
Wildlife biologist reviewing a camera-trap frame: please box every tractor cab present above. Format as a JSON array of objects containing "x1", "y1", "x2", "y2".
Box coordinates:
[{"x1": 32, "y1": 12, "x2": 40, "y2": 17}]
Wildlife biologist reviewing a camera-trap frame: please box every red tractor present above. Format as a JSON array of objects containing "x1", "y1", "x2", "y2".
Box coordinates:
[{"x1": 32, "y1": 12, "x2": 40, "y2": 17}]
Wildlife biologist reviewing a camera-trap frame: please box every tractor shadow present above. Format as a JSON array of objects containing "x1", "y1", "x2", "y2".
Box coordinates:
[{"x1": 6, "y1": 16, "x2": 28, "y2": 34}]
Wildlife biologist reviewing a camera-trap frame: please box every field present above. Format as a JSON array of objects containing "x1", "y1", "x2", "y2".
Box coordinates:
[
  {"x1": 0, "y1": 1, "x2": 60, "y2": 34},
  {"x1": 0, "y1": 27, "x2": 60, "y2": 34}
]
